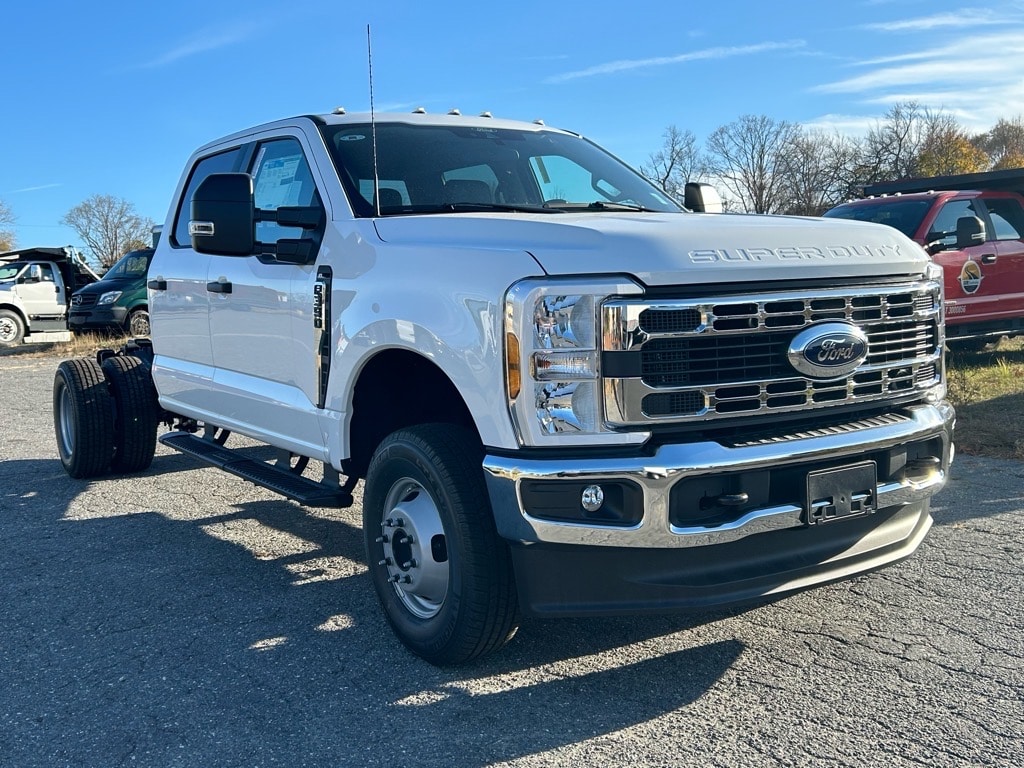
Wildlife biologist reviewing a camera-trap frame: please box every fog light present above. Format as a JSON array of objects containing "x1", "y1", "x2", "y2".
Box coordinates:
[{"x1": 581, "y1": 485, "x2": 605, "y2": 512}]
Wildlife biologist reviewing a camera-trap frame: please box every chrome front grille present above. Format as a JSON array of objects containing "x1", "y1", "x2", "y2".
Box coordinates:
[{"x1": 602, "y1": 280, "x2": 943, "y2": 426}]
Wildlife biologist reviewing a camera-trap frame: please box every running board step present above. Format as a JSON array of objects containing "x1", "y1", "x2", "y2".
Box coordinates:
[{"x1": 160, "y1": 432, "x2": 353, "y2": 508}]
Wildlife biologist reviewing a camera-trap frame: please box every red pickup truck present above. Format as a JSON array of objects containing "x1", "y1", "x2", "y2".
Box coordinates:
[{"x1": 826, "y1": 186, "x2": 1024, "y2": 349}]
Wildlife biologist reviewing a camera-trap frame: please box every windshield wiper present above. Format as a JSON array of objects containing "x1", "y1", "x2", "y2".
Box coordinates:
[
  {"x1": 544, "y1": 200, "x2": 657, "y2": 212},
  {"x1": 378, "y1": 202, "x2": 563, "y2": 216}
]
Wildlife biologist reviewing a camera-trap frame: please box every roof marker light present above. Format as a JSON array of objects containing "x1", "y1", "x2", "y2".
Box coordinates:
[
  {"x1": 412, "y1": 106, "x2": 426, "y2": 113},
  {"x1": 533, "y1": 118, "x2": 545, "y2": 125},
  {"x1": 448, "y1": 108, "x2": 461, "y2": 115},
  {"x1": 480, "y1": 111, "x2": 492, "y2": 118},
  {"x1": 332, "y1": 106, "x2": 346, "y2": 115}
]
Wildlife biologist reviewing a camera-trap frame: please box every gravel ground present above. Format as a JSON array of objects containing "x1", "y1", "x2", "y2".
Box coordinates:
[{"x1": 1, "y1": 354, "x2": 1021, "y2": 767}]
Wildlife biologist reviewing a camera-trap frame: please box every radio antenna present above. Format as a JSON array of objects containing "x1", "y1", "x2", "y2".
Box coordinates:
[{"x1": 367, "y1": 24, "x2": 381, "y2": 217}]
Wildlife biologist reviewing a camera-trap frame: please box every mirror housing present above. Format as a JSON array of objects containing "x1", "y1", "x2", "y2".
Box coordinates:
[
  {"x1": 685, "y1": 182, "x2": 723, "y2": 214},
  {"x1": 190, "y1": 173, "x2": 255, "y2": 256},
  {"x1": 956, "y1": 215, "x2": 986, "y2": 250},
  {"x1": 27, "y1": 264, "x2": 43, "y2": 282}
]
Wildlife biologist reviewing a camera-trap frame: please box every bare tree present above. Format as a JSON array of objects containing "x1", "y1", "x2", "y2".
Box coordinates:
[
  {"x1": 640, "y1": 125, "x2": 708, "y2": 203},
  {"x1": 61, "y1": 195, "x2": 155, "y2": 268},
  {"x1": 975, "y1": 116, "x2": 1024, "y2": 170},
  {"x1": 0, "y1": 198, "x2": 15, "y2": 252},
  {"x1": 706, "y1": 114, "x2": 800, "y2": 213},
  {"x1": 858, "y1": 101, "x2": 929, "y2": 183},
  {"x1": 780, "y1": 130, "x2": 862, "y2": 216}
]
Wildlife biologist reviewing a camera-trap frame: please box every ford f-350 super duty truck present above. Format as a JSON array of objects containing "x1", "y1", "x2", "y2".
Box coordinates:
[{"x1": 52, "y1": 110, "x2": 955, "y2": 664}]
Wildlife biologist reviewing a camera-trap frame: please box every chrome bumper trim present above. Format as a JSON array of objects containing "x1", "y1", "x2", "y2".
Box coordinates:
[{"x1": 483, "y1": 402, "x2": 954, "y2": 548}]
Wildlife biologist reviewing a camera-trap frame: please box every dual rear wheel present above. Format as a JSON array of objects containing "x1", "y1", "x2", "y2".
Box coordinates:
[{"x1": 53, "y1": 355, "x2": 158, "y2": 478}]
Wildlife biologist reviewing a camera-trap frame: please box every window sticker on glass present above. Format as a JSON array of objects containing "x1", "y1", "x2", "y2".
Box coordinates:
[{"x1": 255, "y1": 156, "x2": 303, "y2": 209}]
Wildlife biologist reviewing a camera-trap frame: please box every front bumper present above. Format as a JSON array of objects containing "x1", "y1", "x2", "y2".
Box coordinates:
[
  {"x1": 68, "y1": 306, "x2": 128, "y2": 331},
  {"x1": 483, "y1": 401, "x2": 954, "y2": 615}
]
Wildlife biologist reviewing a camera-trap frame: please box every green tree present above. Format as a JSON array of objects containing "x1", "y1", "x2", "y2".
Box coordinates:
[{"x1": 61, "y1": 194, "x2": 155, "y2": 268}]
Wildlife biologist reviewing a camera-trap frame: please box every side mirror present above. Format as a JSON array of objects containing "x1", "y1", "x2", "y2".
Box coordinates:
[
  {"x1": 956, "y1": 215, "x2": 986, "y2": 250},
  {"x1": 684, "y1": 182, "x2": 723, "y2": 214},
  {"x1": 27, "y1": 264, "x2": 43, "y2": 282},
  {"x1": 190, "y1": 173, "x2": 255, "y2": 256}
]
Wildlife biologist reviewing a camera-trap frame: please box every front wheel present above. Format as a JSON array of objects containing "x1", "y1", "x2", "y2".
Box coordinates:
[
  {"x1": 0, "y1": 309, "x2": 25, "y2": 346},
  {"x1": 127, "y1": 309, "x2": 150, "y2": 337},
  {"x1": 363, "y1": 424, "x2": 519, "y2": 665}
]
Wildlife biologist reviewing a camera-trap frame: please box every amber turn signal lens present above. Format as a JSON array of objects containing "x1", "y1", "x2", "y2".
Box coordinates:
[{"x1": 506, "y1": 332, "x2": 521, "y2": 399}]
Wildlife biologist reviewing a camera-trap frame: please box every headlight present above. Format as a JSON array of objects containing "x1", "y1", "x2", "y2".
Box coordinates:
[
  {"x1": 924, "y1": 260, "x2": 943, "y2": 283},
  {"x1": 98, "y1": 291, "x2": 123, "y2": 305},
  {"x1": 504, "y1": 277, "x2": 648, "y2": 447}
]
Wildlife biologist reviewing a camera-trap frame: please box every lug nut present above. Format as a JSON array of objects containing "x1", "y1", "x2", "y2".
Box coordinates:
[
  {"x1": 375, "y1": 535, "x2": 389, "y2": 544},
  {"x1": 378, "y1": 558, "x2": 393, "y2": 567}
]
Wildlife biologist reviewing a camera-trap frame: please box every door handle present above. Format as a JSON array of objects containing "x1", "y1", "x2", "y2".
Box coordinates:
[
  {"x1": 207, "y1": 280, "x2": 232, "y2": 294},
  {"x1": 982, "y1": 253, "x2": 997, "y2": 264},
  {"x1": 147, "y1": 278, "x2": 167, "y2": 291}
]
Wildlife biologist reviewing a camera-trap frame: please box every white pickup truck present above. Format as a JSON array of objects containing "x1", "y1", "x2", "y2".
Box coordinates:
[{"x1": 53, "y1": 110, "x2": 955, "y2": 664}]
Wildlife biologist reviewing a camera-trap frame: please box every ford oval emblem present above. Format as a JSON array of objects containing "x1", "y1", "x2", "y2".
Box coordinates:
[{"x1": 787, "y1": 322, "x2": 868, "y2": 379}]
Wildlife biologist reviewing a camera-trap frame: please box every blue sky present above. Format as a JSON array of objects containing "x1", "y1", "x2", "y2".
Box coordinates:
[{"x1": 5, "y1": 0, "x2": 1024, "y2": 249}]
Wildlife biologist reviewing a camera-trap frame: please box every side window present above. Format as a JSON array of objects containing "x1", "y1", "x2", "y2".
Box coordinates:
[
  {"x1": 172, "y1": 148, "x2": 241, "y2": 246},
  {"x1": 983, "y1": 198, "x2": 1024, "y2": 241},
  {"x1": 249, "y1": 138, "x2": 323, "y2": 243},
  {"x1": 926, "y1": 199, "x2": 981, "y2": 247},
  {"x1": 38, "y1": 264, "x2": 55, "y2": 282}
]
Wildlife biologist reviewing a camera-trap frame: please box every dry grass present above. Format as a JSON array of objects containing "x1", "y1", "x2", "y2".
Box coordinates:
[
  {"x1": 0, "y1": 331, "x2": 131, "y2": 360},
  {"x1": 945, "y1": 336, "x2": 1024, "y2": 459},
  {"x1": 7, "y1": 332, "x2": 1024, "y2": 459}
]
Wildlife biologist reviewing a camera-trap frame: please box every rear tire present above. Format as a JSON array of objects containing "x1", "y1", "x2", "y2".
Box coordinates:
[
  {"x1": 0, "y1": 309, "x2": 25, "y2": 346},
  {"x1": 364, "y1": 424, "x2": 519, "y2": 665},
  {"x1": 53, "y1": 358, "x2": 114, "y2": 478},
  {"x1": 102, "y1": 355, "x2": 159, "y2": 473}
]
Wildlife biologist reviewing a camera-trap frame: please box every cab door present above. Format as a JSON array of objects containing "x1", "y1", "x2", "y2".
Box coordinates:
[
  {"x1": 977, "y1": 194, "x2": 1024, "y2": 322},
  {"x1": 923, "y1": 196, "x2": 999, "y2": 324},
  {"x1": 205, "y1": 133, "x2": 328, "y2": 456},
  {"x1": 17, "y1": 262, "x2": 63, "y2": 318}
]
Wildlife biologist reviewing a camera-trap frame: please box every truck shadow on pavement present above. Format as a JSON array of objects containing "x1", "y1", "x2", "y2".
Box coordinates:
[{"x1": 2, "y1": 455, "x2": 745, "y2": 767}]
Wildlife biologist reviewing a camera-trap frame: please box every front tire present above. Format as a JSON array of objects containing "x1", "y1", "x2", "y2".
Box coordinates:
[
  {"x1": 0, "y1": 309, "x2": 25, "y2": 346},
  {"x1": 127, "y1": 309, "x2": 150, "y2": 337},
  {"x1": 364, "y1": 424, "x2": 519, "y2": 665},
  {"x1": 53, "y1": 358, "x2": 114, "y2": 478}
]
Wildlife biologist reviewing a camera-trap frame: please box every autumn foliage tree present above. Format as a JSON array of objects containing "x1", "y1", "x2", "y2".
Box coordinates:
[{"x1": 61, "y1": 194, "x2": 155, "y2": 268}]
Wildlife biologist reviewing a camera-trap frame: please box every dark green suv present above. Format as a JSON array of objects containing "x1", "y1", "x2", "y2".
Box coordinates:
[{"x1": 68, "y1": 249, "x2": 153, "y2": 336}]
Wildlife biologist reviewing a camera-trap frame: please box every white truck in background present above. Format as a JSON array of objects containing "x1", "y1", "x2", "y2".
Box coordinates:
[
  {"x1": 0, "y1": 247, "x2": 99, "y2": 346},
  {"x1": 52, "y1": 110, "x2": 955, "y2": 664}
]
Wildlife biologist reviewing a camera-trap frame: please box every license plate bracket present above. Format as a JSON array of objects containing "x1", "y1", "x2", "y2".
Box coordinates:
[{"x1": 806, "y1": 461, "x2": 877, "y2": 525}]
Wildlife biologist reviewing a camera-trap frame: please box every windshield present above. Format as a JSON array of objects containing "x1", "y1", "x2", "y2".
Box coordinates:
[
  {"x1": 103, "y1": 250, "x2": 152, "y2": 279},
  {"x1": 321, "y1": 122, "x2": 681, "y2": 217},
  {"x1": 824, "y1": 199, "x2": 932, "y2": 239},
  {"x1": 0, "y1": 262, "x2": 26, "y2": 282}
]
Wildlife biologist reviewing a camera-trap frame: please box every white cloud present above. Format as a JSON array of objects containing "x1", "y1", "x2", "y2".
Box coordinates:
[
  {"x1": 7, "y1": 183, "x2": 61, "y2": 194},
  {"x1": 863, "y1": 9, "x2": 1002, "y2": 31},
  {"x1": 142, "y1": 24, "x2": 262, "y2": 68},
  {"x1": 812, "y1": 30, "x2": 1024, "y2": 128},
  {"x1": 546, "y1": 40, "x2": 806, "y2": 84}
]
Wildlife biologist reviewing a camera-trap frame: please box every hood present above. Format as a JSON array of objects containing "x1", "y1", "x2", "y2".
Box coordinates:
[
  {"x1": 74, "y1": 275, "x2": 142, "y2": 294},
  {"x1": 373, "y1": 212, "x2": 927, "y2": 286}
]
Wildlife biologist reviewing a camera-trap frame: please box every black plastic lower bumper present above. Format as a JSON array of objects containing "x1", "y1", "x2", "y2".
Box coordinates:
[{"x1": 509, "y1": 500, "x2": 931, "y2": 617}]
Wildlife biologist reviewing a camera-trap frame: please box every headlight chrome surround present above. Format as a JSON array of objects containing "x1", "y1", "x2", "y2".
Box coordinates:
[{"x1": 504, "y1": 276, "x2": 648, "y2": 447}]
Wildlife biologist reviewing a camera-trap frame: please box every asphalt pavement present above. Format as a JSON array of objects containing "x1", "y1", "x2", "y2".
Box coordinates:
[{"x1": 1, "y1": 353, "x2": 1021, "y2": 767}]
